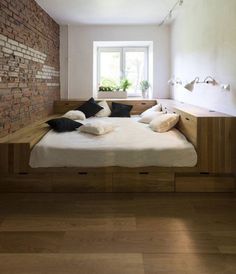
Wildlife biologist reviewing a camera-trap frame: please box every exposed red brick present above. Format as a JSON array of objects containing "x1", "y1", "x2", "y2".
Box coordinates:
[{"x1": 0, "y1": 0, "x2": 60, "y2": 138}]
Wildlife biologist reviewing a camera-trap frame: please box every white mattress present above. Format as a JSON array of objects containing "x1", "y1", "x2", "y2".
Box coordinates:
[{"x1": 30, "y1": 116, "x2": 197, "y2": 168}]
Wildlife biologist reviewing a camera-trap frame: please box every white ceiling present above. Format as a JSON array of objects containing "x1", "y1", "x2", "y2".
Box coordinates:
[{"x1": 35, "y1": 0, "x2": 178, "y2": 25}]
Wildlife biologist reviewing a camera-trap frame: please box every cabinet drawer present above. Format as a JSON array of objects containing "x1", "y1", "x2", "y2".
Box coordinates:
[
  {"x1": 113, "y1": 172, "x2": 174, "y2": 192},
  {"x1": 175, "y1": 175, "x2": 235, "y2": 192},
  {"x1": 0, "y1": 174, "x2": 52, "y2": 192},
  {"x1": 52, "y1": 172, "x2": 112, "y2": 192}
]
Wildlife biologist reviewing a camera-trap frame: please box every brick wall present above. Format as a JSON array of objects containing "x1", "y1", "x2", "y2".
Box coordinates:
[{"x1": 0, "y1": 0, "x2": 60, "y2": 137}]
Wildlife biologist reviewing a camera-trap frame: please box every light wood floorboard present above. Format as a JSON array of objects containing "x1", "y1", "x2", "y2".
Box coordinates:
[{"x1": 0, "y1": 193, "x2": 235, "y2": 273}]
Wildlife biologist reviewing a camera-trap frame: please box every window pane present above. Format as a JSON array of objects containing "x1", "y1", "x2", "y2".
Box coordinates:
[
  {"x1": 125, "y1": 51, "x2": 146, "y2": 95},
  {"x1": 99, "y1": 51, "x2": 120, "y2": 87}
]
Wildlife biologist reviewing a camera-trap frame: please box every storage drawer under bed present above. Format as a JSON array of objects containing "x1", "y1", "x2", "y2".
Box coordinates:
[{"x1": 112, "y1": 172, "x2": 174, "y2": 192}]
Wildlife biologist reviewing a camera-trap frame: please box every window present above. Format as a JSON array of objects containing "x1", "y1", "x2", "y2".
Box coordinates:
[{"x1": 97, "y1": 46, "x2": 149, "y2": 97}]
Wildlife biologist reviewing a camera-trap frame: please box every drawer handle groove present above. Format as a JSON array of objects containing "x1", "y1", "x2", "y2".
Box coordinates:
[
  {"x1": 139, "y1": 172, "x2": 149, "y2": 175},
  {"x1": 78, "y1": 172, "x2": 88, "y2": 175}
]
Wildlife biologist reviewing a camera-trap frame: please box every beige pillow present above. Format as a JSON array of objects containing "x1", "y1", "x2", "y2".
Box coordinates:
[
  {"x1": 150, "y1": 114, "x2": 179, "y2": 133},
  {"x1": 63, "y1": 110, "x2": 86, "y2": 120},
  {"x1": 79, "y1": 121, "x2": 114, "y2": 135},
  {"x1": 138, "y1": 111, "x2": 164, "y2": 124},
  {"x1": 95, "y1": 101, "x2": 111, "y2": 117},
  {"x1": 140, "y1": 103, "x2": 162, "y2": 117}
]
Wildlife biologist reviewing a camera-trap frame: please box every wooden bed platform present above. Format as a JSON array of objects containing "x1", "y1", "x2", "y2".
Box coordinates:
[{"x1": 0, "y1": 99, "x2": 235, "y2": 193}]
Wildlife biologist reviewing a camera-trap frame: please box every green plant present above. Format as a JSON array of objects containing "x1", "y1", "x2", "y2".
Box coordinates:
[
  {"x1": 140, "y1": 80, "x2": 151, "y2": 91},
  {"x1": 98, "y1": 86, "x2": 114, "y2": 92},
  {"x1": 120, "y1": 78, "x2": 132, "y2": 91}
]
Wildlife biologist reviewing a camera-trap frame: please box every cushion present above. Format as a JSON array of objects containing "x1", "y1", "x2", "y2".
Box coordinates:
[
  {"x1": 77, "y1": 97, "x2": 103, "y2": 118},
  {"x1": 79, "y1": 121, "x2": 114, "y2": 135},
  {"x1": 95, "y1": 101, "x2": 111, "y2": 117},
  {"x1": 110, "y1": 102, "x2": 133, "y2": 117},
  {"x1": 63, "y1": 110, "x2": 86, "y2": 120},
  {"x1": 138, "y1": 111, "x2": 164, "y2": 124},
  {"x1": 149, "y1": 114, "x2": 179, "y2": 133},
  {"x1": 140, "y1": 103, "x2": 162, "y2": 117},
  {"x1": 47, "y1": 118, "x2": 83, "y2": 132}
]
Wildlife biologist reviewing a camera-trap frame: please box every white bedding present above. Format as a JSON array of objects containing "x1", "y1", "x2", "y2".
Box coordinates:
[{"x1": 30, "y1": 116, "x2": 197, "y2": 168}]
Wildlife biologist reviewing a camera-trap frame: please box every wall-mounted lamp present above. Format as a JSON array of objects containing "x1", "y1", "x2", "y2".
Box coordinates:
[
  {"x1": 220, "y1": 84, "x2": 231, "y2": 91},
  {"x1": 184, "y1": 77, "x2": 199, "y2": 92},
  {"x1": 168, "y1": 77, "x2": 182, "y2": 86},
  {"x1": 184, "y1": 76, "x2": 218, "y2": 92},
  {"x1": 169, "y1": 75, "x2": 231, "y2": 92},
  {"x1": 203, "y1": 76, "x2": 217, "y2": 85}
]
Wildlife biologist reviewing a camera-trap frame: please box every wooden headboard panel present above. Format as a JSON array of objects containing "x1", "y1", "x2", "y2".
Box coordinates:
[
  {"x1": 161, "y1": 103, "x2": 198, "y2": 148},
  {"x1": 54, "y1": 99, "x2": 157, "y2": 115}
]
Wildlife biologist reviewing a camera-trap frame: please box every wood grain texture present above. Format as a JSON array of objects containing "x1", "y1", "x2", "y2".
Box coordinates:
[
  {"x1": 197, "y1": 117, "x2": 235, "y2": 173},
  {"x1": 53, "y1": 99, "x2": 157, "y2": 115},
  {"x1": 0, "y1": 254, "x2": 144, "y2": 274},
  {"x1": 175, "y1": 175, "x2": 235, "y2": 192},
  {"x1": 113, "y1": 172, "x2": 174, "y2": 192},
  {"x1": 161, "y1": 103, "x2": 198, "y2": 147},
  {"x1": 159, "y1": 99, "x2": 235, "y2": 174},
  {"x1": 0, "y1": 193, "x2": 235, "y2": 273},
  {"x1": 0, "y1": 114, "x2": 58, "y2": 147},
  {"x1": 52, "y1": 173, "x2": 113, "y2": 192},
  {"x1": 0, "y1": 144, "x2": 9, "y2": 173}
]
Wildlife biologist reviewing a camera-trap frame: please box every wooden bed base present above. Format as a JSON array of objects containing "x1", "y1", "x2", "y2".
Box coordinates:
[{"x1": 0, "y1": 99, "x2": 235, "y2": 193}]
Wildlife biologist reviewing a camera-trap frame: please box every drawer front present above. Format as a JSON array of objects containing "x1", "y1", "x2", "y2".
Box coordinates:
[
  {"x1": 52, "y1": 172, "x2": 112, "y2": 192},
  {"x1": 113, "y1": 172, "x2": 174, "y2": 192},
  {"x1": 0, "y1": 174, "x2": 52, "y2": 192},
  {"x1": 175, "y1": 175, "x2": 235, "y2": 192}
]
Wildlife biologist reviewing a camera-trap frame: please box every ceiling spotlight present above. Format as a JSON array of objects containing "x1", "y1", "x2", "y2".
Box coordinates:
[{"x1": 159, "y1": 0, "x2": 184, "y2": 26}]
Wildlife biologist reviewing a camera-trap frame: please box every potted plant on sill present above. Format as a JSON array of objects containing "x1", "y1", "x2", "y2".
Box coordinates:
[
  {"x1": 97, "y1": 78, "x2": 131, "y2": 99},
  {"x1": 140, "y1": 80, "x2": 151, "y2": 98}
]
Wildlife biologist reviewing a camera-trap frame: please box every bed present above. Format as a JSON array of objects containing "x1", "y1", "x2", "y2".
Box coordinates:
[
  {"x1": 30, "y1": 116, "x2": 197, "y2": 168},
  {"x1": 0, "y1": 99, "x2": 235, "y2": 193}
]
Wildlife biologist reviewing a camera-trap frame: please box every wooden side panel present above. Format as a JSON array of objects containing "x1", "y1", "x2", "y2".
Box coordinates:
[
  {"x1": 11, "y1": 143, "x2": 30, "y2": 174},
  {"x1": 113, "y1": 172, "x2": 174, "y2": 192},
  {"x1": 175, "y1": 175, "x2": 235, "y2": 192},
  {"x1": 232, "y1": 118, "x2": 236, "y2": 175},
  {"x1": 0, "y1": 144, "x2": 9, "y2": 173},
  {"x1": 53, "y1": 100, "x2": 157, "y2": 115},
  {"x1": 162, "y1": 104, "x2": 198, "y2": 147},
  {"x1": 197, "y1": 117, "x2": 234, "y2": 173}
]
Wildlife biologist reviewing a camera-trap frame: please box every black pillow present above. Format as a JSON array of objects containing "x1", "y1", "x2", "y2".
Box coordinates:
[
  {"x1": 110, "y1": 102, "x2": 133, "y2": 117},
  {"x1": 77, "y1": 97, "x2": 103, "y2": 118},
  {"x1": 47, "y1": 118, "x2": 83, "y2": 132}
]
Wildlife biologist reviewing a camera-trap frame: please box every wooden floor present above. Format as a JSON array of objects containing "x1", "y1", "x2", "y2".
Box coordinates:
[{"x1": 0, "y1": 193, "x2": 235, "y2": 274}]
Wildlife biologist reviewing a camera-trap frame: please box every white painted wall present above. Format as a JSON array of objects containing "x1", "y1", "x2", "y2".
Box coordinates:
[
  {"x1": 171, "y1": 0, "x2": 236, "y2": 115},
  {"x1": 60, "y1": 25, "x2": 170, "y2": 99}
]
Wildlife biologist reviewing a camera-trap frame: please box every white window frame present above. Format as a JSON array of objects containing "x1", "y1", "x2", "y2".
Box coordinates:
[
  {"x1": 97, "y1": 47, "x2": 122, "y2": 89},
  {"x1": 97, "y1": 46, "x2": 149, "y2": 97}
]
